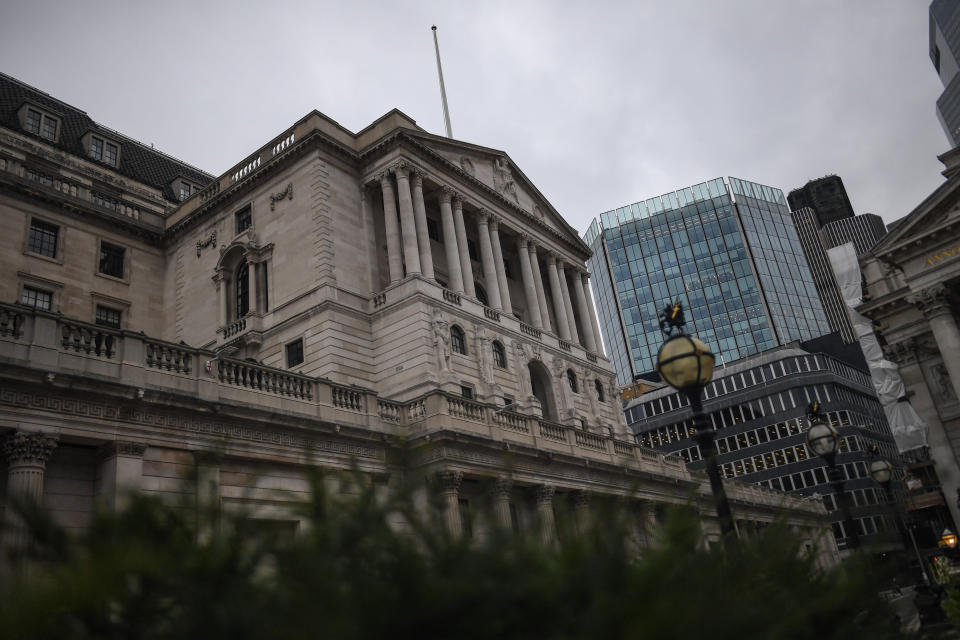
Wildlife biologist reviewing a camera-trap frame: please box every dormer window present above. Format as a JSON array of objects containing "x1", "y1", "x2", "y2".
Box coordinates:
[
  {"x1": 20, "y1": 105, "x2": 59, "y2": 142},
  {"x1": 89, "y1": 136, "x2": 119, "y2": 166},
  {"x1": 180, "y1": 182, "x2": 192, "y2": 201}
]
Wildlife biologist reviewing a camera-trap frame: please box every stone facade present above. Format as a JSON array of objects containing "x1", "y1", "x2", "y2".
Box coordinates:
[
  {"x1": 859, "y1": 147, "x2": 960, "y2": 530},
  {"x1": 0, "y1": 73, "x2": 832, "y2": 557}
]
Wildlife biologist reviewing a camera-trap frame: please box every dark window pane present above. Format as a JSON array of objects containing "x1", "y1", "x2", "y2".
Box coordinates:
[
  {"x1": 25, "y1": 109, "x2": 41, "y2": 133},
  {"x1": 99, "y1": 242, "x2": 125, "y2": 278},
  {"x1": 41, "y1": 116, "x2": 57, "y2": 140},
  {"x1": 567, "y1": 369, "x2": 578, "y2": 393},
  {"x1": 104, "y1": 142, "x2": 118, "y2": 166},
  {"x1": 493, "y1": 341, "x2": 506, "y2": 368},
  {"x1": 451, "y1": 325, "x2": 466, "y2": 355},
  {"x1": 28, "y1": 219, "x2": 59, "y2": 258},
  {"x1": 20, "y1": 287, "x2": 51, "y2": 310},
  {"x1": 236, "y1": 261, "x2": 250, "y2": 317},
  {"x1": 95, "y1": 305, "x2": 121, "y2": 329},
  {"x1": 90, "y1": 137, "x2": 103, "y2": 160},
  {"x1": 236, "y1": 206, "x2": 252, "y2": 234},
  {"x1": 595, "y1": 379, "x2": 605, "y2": 402},
  {"x1": 460, "y1": 385, "x2": 473, "y2": 399},
  {"x1": 286, "y1": 339, "x2": 304, "y2": 367}
]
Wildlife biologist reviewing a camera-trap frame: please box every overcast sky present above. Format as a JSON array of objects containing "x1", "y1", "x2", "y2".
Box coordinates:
[{"x1": 1, "y1": 1, "x2": 949, "y2": 233}]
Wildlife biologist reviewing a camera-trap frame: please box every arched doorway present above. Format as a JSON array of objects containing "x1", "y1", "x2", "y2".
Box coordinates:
[{"x1": 528, "y1": 360, "x2": 558, "y2": 422}]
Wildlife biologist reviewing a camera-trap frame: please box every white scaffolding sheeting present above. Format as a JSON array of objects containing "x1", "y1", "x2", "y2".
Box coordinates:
[{"x1": 827, "y1": 243, "x2": 928, "y2": 454}]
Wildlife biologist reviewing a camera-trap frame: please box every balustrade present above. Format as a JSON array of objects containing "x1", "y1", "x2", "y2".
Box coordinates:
[
  {"x1": 0, "y1": 307, "x2": 24, "y2": 338},
  {"x1": 407, "y1": 400, "x2": 426, "y2": 422},
  {"x1": 538, "y1": 420, "x2": 568, "y2": 443},
  {"x1": 613, "y1": 440, "x2": 635, "y2": 457},
  {"x1": 558, "y1": 340, "x2": 572, "y2": 352},
  {"x1": 442, "y1": 289, "x2": 462, "y2": 306},
  {"x1": 483, "y1": 307, "x2": 501, "y2": 322},
  {"x1": 332, "y1": 385, "x2": 364, "y2": 412},
  {"x1": 447, "y1": 395, "x2": 486, "y2": 422},
  {"x1": 223, "y1": 318, "x2": 247, "y2": 338},
  {"x1": 373, "y1": 292, "x2": 386, "y2": 308},
  {"x1": 232, "y1": 155, "x2": 261, "y2": 183},
  {"x1": 271, "y1": 132, "x2": 295, "y2": 156},
  {"x1": 217, "y1": 358, "x2": 312, "y2": 400},
  {"x1": 60, "y1": 321, "x2": 118, "y2": 359},
  {"x1": 575, "y1": 430, "x2": 607, "y2": 452},
  {"x1": 586, "y1": 352, "x2": 598, "y2": 363},
  {"x1": 145, "y1": 341, "x2": 192, "y2": 374},
  {"x1": 492, "y1": 410, "x2": 530, "y2": 434},
  {"x1": 520, "y1": 322, "x2": 542, "y2": 339},
  {"x1": 378, "y1": 399, "x2": 403, "y2": 424}
]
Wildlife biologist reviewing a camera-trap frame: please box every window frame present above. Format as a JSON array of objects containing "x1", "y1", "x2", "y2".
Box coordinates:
[
  {"x1": 285, "y1": 337, "x2": 305, "y2": 368},
  {"x1": 20, "y1": 104, "x2": 60, "y2": 142},
  {"x1": 492, "y1": 340, "x2": 507, "y2": 369},
  {"x1": 96, "y1": 239, "x2": 128, "y2": 281},
  {"x1": 84, "y1": 133, "x2": 121, "y2": 167},
  {"x1": 450, "y1": 324, "x2": 467, "y2": 356},
  {"x1": 26, "y1": 217, "x2": 61, "y2": 261},
  {"x1": 235, "y1": 205, "x2": 253, "y2": 235},
  {"x1": 595, "y1": 379, "x2": 605, "y2": 402},
  {"x1": 19, "y1": 285, "x2": 53, "y2": 311},
  {"x1": 567, "y1": 369, "x2": 579, "y2": 393},
  {"x1": 94, "y1": 304, "x2": 122, "y2": 329},
  {"x1": 235, "y1": 260, "x2": 250, "y2": 319}
]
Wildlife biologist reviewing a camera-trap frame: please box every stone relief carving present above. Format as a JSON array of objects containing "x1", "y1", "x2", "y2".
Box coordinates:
[
  {"x1": 269, "y1": 182, "x2": 293, "y2": 211},
  {"x1": 933, "y1": 363, "x2": 958, "y2": 402},
  {"x1": 493, "y1": 156, "x2": 519, "y2": 204},
  {"x1": 433, "y1": 309, "x2": 451, "y2": 372},
  {"x1": 2, "y1": 430, "x2": 58, "y2": 465},
  {"x1": 908, "y1": 284, "x2": 951, "y2": 318},
  {"x1": 196, "y1": 231, "x2": 217, "y2": 258},
  {"x1": 459, "y1": 156, "x2": 475, "y2": 177},
  {"x1": 532, "y1": 204, "x2": 544, "y2": 220},
  {"x1": 476, "y1": 328, "x2": 494, "y2": 384}
]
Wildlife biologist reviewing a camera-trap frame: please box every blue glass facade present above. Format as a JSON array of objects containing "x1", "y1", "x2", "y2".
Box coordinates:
[{"x1": 585, "y1": 177, "x2": 830, "y2": 386}]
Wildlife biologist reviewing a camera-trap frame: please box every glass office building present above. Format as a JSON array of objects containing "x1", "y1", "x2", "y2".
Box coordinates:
[{"x1": 584, "y1": 177, "x2": 831, "y2": 385}]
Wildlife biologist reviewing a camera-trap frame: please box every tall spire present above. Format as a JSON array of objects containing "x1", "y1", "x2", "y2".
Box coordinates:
[{"x1": 431, "y1": 25, "x2": 454, "y2": 139}]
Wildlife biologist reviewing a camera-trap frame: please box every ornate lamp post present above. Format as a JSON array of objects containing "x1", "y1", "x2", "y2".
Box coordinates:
[
  {"x1": 869, "y1": 454, "x2": 931, "y2": 584},
  {"x1": 655, "y1": 301, "x2": 735, "y2": 540},
  {"x1": 806, "y1": 401, "x2": 860, "y2": 550}
]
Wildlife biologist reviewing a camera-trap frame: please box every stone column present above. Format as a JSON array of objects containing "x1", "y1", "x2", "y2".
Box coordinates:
[
  {"x1": 557, "y1": 262, "x2": 580, "y2": 345},
  {"x1": 571, "y1": 269, "x2": 597, "y2": 352},
  {"x1": 215, "y1": 271, "x2": 227, "y2": 328},
  {"x1": 546, "y1": 255, "x2": 571, "y2": 340},
  {"x1": 517, "y1": 236, "x2": 543, "y2": 329},
  {"x1": 571, "y1": 490, "x2": 591, "y2": 535},
  {"x1": 581, "y1": 271, "x2": 605, "y2": 354},
  {"x1": 535, "y1": 484, "x2": 556, "y2": 546},
  {"x1": 393, "y1": 162, "x2": 422, "y2": 275},
  {"x1": 437, "y1": 470, "x2": 464, "y2": 537},
  {"x1": 379, "y1": 173, "x2": 404, "y2": 283},
  {"x1": 528, "y1": 243, "x2": 553, "y2": 332},
  {"x1": 2, "y1": 431, "x2": 58, "y2": 551},
  {"x1": 411, "y1": 170, "x2": 435, "y2": 280},
  {"x1": 453, "y1": 197, "x2": 475, "y2": 297},
  {"x1": 911, "y1": 284, "x2": 960, "y2": 404},
  {"x1": 438, "y1": 188, "x2": 464, "y2": 293},
  {"x1": 476, "y1": 210, "x2": 502, "y2": 309},
  {"x1": 489, "y1": 217, "x2": 512, "y2": 315},
  {"x1": 96, "y1": 441, "x2": 146, "y2": 512},
  {"x1": 492, "y1": 477, "x2": 513, "y2": 531}
]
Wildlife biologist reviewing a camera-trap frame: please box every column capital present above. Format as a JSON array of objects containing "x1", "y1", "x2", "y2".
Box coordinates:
[
  {"x1": 533, "y1": 484, "x2": 555, "y2": 504},
  {"x1": 545, "y1": 252, "x2": 557, "y2": 266},
  {"x1": 3, "y1": 431, "x2": 58, "y2": 467},
  {"x1": 411, "y1": 168, "x2": 425, "y2": 188},
  {"x1": 377, "y1": 171, "x2": 393, "y2": 187},
  {"x1": 99, "y1": 441, "x2": 148, "y2": 460},
  {"x1": 390, "y1": 160, "x2": 411, "y2": 179},
  {"x1": 435, "y1": 470, "x2": 463, "y2": 493},
  {"x1": 488, "y1": 214, "x2": 501, "y2": 231},
  {"x1": 570, "y1": 489, "x2": 591, "y2": 509},
  {"x1": 909, "y1": 284, "x2": 953, "y2": 319},
  {"x1": 476, "y1": 208, "x2": 491, "y2": 224},
  {"x1": 493, "y1": 476, "x2": 513, "y2": 499},
  {"x1": 438, "y1": 185, "x2": 455, "y2": 204},
  {"x1": 882, "y1": 338, "x2": 920, "y2": 365}
]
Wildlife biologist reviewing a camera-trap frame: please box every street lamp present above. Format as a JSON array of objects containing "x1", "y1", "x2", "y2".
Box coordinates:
[
  {"x1": 939, "y1": 529, "x2": 958, "y2": 550},
  {"x1": 655, "y1": 301, "x2": 735, "y2": 541},
  {"x1": 869, "y1": 453, "x2": 930, "y2": 584},
  {"x1": 805, "y1": 401, "x2": 860, "y2": 550}
]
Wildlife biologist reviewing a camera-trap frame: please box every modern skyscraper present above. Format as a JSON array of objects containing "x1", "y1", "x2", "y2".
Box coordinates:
[
  {"x1": 931, "y1": 0, "x2": 960, "y2": 146},
  {"x1": 584, "y1": 177, "x2": 831, "y2": 386},
  {"x1": 821, "y1": 213, "x2": 888, "y2": 256},
  {"x1": 787, "y1": 175, "x2": 855, "y2": 227}
]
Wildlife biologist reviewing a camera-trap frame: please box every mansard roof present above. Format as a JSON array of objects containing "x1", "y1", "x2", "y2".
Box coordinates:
[{"x1": 0, "y1": 72, "x2": 213, "y2": 203}]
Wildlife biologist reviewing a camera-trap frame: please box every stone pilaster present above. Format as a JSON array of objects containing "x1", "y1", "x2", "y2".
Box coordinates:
[
  {"x1": 214, "y1": 270, "x2": 228, "y2": 328},
  {"x1": 392, "y1": 161, "x2": 422, "y2": 275},
  {"x1": 546, "y1": 255, "x2": 571, "y2": 340},
  {"x1": 517, "y1": 236, "x2": 543, "y2": 328},
  {"x1": 378, "y1": 173, "x2": 404, "y2": 283},
  {"x1": 476, "y1": 210, "x2": 502, "y2": 310},
  {"x1": 909, "y1": 284, "x2": 960, "y2": 405},
  {"x1": 2, "y1": 431, "x2": 58, "y2": 551},
  {"x1": 438, "y1": 188, "x2": 464, "y2": 293},
  {"x1": 534, "y1": 484, "x2": 556, "y2": 545},
  {"x1": 411, "y1": 170, "x2": 435, "y2": 279},
  {"x1": 489, "y1": 217, "x2": 512, "y2": 315},
  {"x1": 557, "y1": 262, "x2": 580, "y2": 345},
  {"x1": 581, "y1": 271, "x2": 605, "y2": 355},
  {"x1": 436, "y1": 470, "x2": 464, "y2": 537},
  {"x1": 452, "y1": 197, "x2": 475, "y2": 297},
  {"x1": 96, "y1": 441, "x2": 147, "y2": 511},
  {"x1": 528, "y1": 243, "x2": 552, "y2": 332}
]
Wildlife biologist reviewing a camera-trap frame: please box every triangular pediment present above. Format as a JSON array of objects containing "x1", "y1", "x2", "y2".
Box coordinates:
[
  {"x1": 873, "y1": 172, "x2": 960, "y2": 256},
  {"x1": 403, "y1": 132, "x2": 589, "y2": 253}
]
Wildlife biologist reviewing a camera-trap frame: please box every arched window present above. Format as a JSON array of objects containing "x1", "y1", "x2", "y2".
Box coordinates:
[
  {"x1": 451, "y1": 325, "x2": 467, "y2": 355},
  {"x1": 595, "y1": 379, "x2": 605, "y2": 402},
  {"x1": 492, "y1": 340, "x2": 506, "y2": 369},
  {"x1": 236, "y1": 260, "x2": 250, "y2": 318},
  {"x1": 567, "y1": 369, "x2": 578, "y2": 393}
]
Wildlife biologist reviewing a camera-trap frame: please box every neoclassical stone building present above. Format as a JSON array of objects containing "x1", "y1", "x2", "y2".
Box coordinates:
[
  {"x1": 0, "y1": 72, "x2": 831, "y2": 553},
  {"x1": 860, "y1": 147, "x2": 960, "y2": 532}
]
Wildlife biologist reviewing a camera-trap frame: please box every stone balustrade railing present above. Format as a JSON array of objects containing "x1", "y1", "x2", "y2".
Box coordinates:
[
  {"x1": 520, "y1": 322, "x2": 541, "y2": 340},
  {"x1": 145, "y1": 339, "x2": 193, "y2": 374},
  {"x1": 331, "y1": 384, "x2": 364, "y2": 412},
  {"x1": 446, "y1": 395, "x2": 486, "y2": 422},
  {"x1": 0, "y1": 307, "x2": 24, "y2": 338},
  {"x1": 60, "y1": 320, "x2": 119, "y2": 359},
  {"x1": 218, "y1": 358, "x2": 313, "y2": 400},
  {"x1": 483, "y1": 307, "x2": 501, "y2": 322},
  {"x1": 223, "y1": 317, "x2": 247, "y2": 338}
]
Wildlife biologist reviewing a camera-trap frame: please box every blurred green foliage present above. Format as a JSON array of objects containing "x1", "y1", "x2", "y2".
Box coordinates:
[{"x1": 0, "y1": 466, "x2": 902, "y2": 639}]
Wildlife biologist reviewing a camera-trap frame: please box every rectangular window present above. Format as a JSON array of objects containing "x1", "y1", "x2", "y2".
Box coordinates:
[
  {"x1": 460, "y1": 385, "x2": 474, "y2": 400},
  {"x1": 95, "y1": 305, "x2": 121, "y2": 329},
  {"x1": 286, "y1": 338, "x2": 304, "y2": 368},
  {"x1": 104, "y1": 142, "x2": 118, "y2": 166},
  {"x1": 98, "y1": 242, "x2": 125, "y2": 278},
  {"x1": 25, "y1": 108, "x2": 41, "y2": 133},
  {"x1": 28, "y1": 219, "x2": 59, "y2": 258},
  {"x1": 180, "y1": 182, "x2": 192, "y2": 201},
  {"x1": 20, "y1": 286, "x2": 51, "y2": 310},
  {"x1": 41, "y1": 116, "x2": 57, "y2": 141},
  {"x1": 235, "y1": 206, "x2": 252, "y2": 234},
  {"x1": 90, "y1": 137, "x2": 103, "y2": 159}
]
